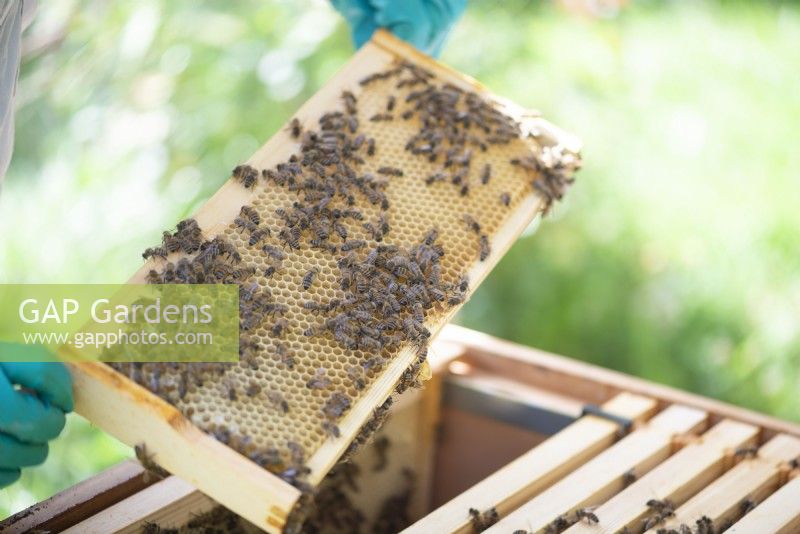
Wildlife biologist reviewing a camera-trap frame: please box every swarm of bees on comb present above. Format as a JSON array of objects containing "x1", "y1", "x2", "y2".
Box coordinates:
[{"x1": 110, "y1": 56, "x2": 578, "y2": 528}]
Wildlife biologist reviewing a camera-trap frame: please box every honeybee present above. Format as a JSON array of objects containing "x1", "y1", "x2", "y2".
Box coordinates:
[
  {"x1": 377, "y1": 166, "x2": 403, "y2": 177},
  {"x1": 340, "y1": 239, "x2": 366, "y2": 252},
  {"x1": 262, "y1": 244, "x2": 287, "y2": 262},
  {"x1": 306, "y1": 368, "x2": 332, "y2": 390},
  {"x1": 574, "y1": 508, "x2": 599, "y2": 524},
  {"x1": 695, "y1": 516, "x2": 714, "y2": 534},
  {"x1": 289, "y1": 118, "x2": 302, "y2": 139},
  {"x1": 362, "y1": 356, "x2": 386, "y2": 373},
  {"x1": 142, "y1": 246, "x2": 168, "y2": 260},
  {"x1": 734, "y1": 445, "x2": 759, "y2": 459},
  {"x1": 240, "y1": 206, "x2": 260, "y2": 225},
  {"x1": 270, "y1": 318, "x2": 289, "y2": 338},
  {"x1": 341, "y1": 90, "x2": 357, "y2": 115},
  {"x1": 425, "y1": 172, "x2": 446, "y2": 185},
  {"x1": 322, "y1": 420, "x2": 340, "y2": 439},
  {"x1": 500, "y1": 192, "x2": 511, "y2": 206},
  {"x1": 463, "y1": 214, "x2": 481, "y2": 234},
  {"x1": 545, "y1": 515, "x2": 570, "y2": 534},
  {"x1": 623, "y1": 468, "x2": 637, "y2": 487},
  {"x1": 468, "y1": 507, "x2": 499, "y2": 531},
  {"x1": 274, "y1": 342, "x2": 295, "y2": 369},
  {"x1": 134, "y1": 443, "x2": 168, "y2": 481},
  {"x1": 278, "y1": 228, "x2": 300, "y2": 249},
  {"x1": 346, "y1": 365, "x2": 366, "y2": 390},
  {"x1": 268, "y1": 390, "x2": 289, "y2": 413},
  {"x1": 232, "y1": 164, "x2": 258, "y2": 188},
  {"x1": 479, "y1": 235, "x2": 490, "y2": 261},
  {"x1": 223, "y1": 380, "x2": 237, "y2": 401},
  {"x1": 322, "y1": 391, "x2": 351, "y2": 419},
  {"x1": 370, "y1": 113, "x2": 393, "y2": 122},
  {"x1": 248, "y1": 227, "x2": 270, "y2": 247},
  {"x1": 245, "y1": 382, "x2": 262, "y2": 397},
  {"x1": 302, "y1": 268, "x2": 318, "y2": 290},
  {"x1": 481, "y1": 163, "x2": 492, "y2": 185}
]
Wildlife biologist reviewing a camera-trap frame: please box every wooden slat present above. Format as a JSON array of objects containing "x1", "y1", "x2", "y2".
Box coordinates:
[
  {"x1": 726, "y1": 475, "x2": 800, "y2": 534},
  {"x1": 486, "y1": 404, "x2": 708, "y2": 533},
  {"x1": 62, "y1": 476, "x2": 216, "y2": 534},
  {"x1": 0, "y1": 460, "x2": 153, "y2": 533},
  {"x1": 565, "y1": 419, "x2": 760, "y2": 534},
  {"x1": 403, "y1": 393, "x2": 658, "y2": 534},
  {"x1": 438, "y1": 325, "x2": 800, "y2": 440},
  {"x1": 651, "y1": 434, "x2": 800, "y2": 532}
]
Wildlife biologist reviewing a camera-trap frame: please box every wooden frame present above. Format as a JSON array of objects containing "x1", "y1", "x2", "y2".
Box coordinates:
[{"x1": 63, "y1": 29, "x2": 580, "y2": 532}]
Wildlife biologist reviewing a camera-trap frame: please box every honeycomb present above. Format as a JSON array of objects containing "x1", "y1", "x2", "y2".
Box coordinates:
[{"x1": 110, "y1": 41, "x2": 580, "y2": 493}]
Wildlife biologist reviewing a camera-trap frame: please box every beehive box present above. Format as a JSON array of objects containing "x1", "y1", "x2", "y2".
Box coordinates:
[
  {"x1": 7, "y1": 326, "x2": 799, "y2": 533},
  {"x1": 64, "y1": 30, "x2": 581, "y2": 532}
]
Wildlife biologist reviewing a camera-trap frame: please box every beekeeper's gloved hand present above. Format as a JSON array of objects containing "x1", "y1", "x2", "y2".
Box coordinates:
[
  {"x1": 0, "y1": 346, "x2": 74, "y2": 488},
  {"x1": 331, "y1": 0, "x2": 467, "y2": 57}
]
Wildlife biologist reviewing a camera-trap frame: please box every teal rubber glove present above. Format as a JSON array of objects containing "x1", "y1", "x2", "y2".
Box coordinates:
[
  {"x1": 331, "y1": 0, "x2": 467, "y2": 57},
  {"x1": 0, "y1": 345, "x2": 74, "y2": 488}
]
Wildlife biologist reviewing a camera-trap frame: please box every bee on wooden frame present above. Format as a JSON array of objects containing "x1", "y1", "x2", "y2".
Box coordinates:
[
  {"x1": 275, "y1": 342, "x2": 295, "y2": 369},
  {"x1": 481, "y1": 163, "x2": 492, "y2": 185},
  {"x1": 270, "y1": 318, "x2": 289, "y2": 338},
  {"x1": 462, "y1": 214, "x2": 481, "y2": 234},
  {"x1": 268, "y1": 390, "x2": 289, "y2": 414},
  {"x1": 574, "y1": 508, "x2": 599, "y2": 524},
  {"x1": 232, "y1": 164, "x2": 258, "y2": 188},
  {"x1": 302, "y1": 268, "x2": 319, "y2": 290},
  {"x1": 289, "y1": 118, "x2": 303, "y2": 139},
  {"x1": 245, "y1": 382, "x2": 262, "y2": 397},
  {"x1": 322, "y1": 391, "x2": 351, "y2": 420},
  {"x1": 322, "y1": 420, "x2": 340, "y2": 439},
  {"x1": 341, "y1": 90, "x2": 357, "y2": 115},
  {"x1": 734, "y1": 445, "x2": 759, "y2": 459},
  {"x1": 306, "y1": 368, "x2": 332, "y2": 390},
  {"x1": 479, "y1": 234, "x2": 490, "y2": 261},
  {"x1": 377, "y1": 166, "x2": 403, "y2": 177}
]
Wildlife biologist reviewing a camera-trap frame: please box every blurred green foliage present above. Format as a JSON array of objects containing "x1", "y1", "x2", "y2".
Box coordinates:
[{"x1": 2, "y1": 0, "x2": 799, "y2": 519}]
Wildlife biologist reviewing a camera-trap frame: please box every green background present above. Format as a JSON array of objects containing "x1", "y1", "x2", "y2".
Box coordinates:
[{"x1": 2, "y1": 0, "x2": 799, "y2": 518}]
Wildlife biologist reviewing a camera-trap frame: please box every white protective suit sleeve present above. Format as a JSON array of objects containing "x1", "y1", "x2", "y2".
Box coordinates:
[{"x1": 0, "y1": 0, "x2": 36, "y2": 182}]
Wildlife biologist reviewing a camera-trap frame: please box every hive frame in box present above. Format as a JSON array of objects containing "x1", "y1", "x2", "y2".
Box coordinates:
[
  {"x1": 4, "y1": 325, "x2": 800, "y2": 533},
  {"x1": 405, "y1": 325, "x2": 800, "y2": 534},
  {"x1": 64, "y1": 30, "x2": 580, "y2": 532}
]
